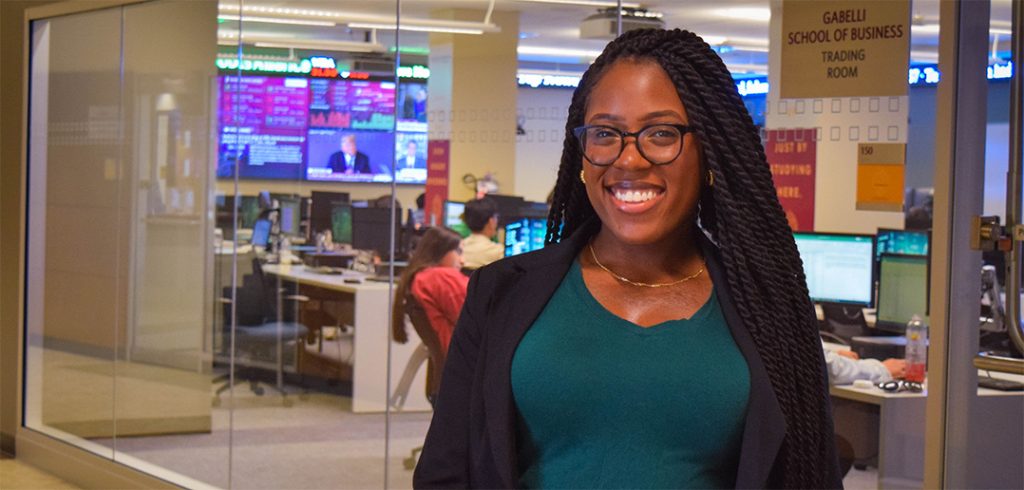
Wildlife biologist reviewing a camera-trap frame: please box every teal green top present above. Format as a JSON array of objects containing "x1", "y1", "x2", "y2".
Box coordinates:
[{"x1": 511, "y1": 260, "x2": 750, "y2": 489}]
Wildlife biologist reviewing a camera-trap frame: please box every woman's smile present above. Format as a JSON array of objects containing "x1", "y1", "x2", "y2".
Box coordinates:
[{"x1": 604, "y1": 180, "x2": 667, "y2": 214}]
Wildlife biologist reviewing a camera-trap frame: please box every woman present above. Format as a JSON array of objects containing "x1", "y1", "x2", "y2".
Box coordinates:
[
  {"x1": 392, "y1": 227, "x2": 468, "y2": 355},
  {"x1": 415, "y1": 29, "x2": 841, "y2": 489}
]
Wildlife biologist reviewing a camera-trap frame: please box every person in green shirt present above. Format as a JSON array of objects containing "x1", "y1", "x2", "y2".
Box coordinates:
[{"x1": 415, "y1": 29, "x2": 841, "y2": 489}]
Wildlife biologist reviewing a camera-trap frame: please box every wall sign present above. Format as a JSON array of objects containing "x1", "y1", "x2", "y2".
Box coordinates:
[
  {"x1": 781, "y1": 0, "x2": 911, "y2": 98},
  {"x1": 766, "y1": 129, "x2": 817, "y2": 231},
  {"x1": 856, "y1": 142, "x2": 906, "y2": 212},
  {"x1": 424, "y1": 140, "x2": 451, "y2": 227}
]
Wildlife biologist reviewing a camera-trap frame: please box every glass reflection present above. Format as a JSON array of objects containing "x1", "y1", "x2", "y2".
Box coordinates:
[{"x1": 24, "y1": 6, "x2": 125, "y2": 462}]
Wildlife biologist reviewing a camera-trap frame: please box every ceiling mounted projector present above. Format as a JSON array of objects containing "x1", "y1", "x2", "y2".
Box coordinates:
[{"x1": 580, "y1": 7, "x2": 665, "y2": 40}]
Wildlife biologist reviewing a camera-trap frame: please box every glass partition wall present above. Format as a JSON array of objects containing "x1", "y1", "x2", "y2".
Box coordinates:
[
  {"x1": 20, "y1": 1, "x2": 1023, "y2": 489},
  {"x1": 24, "y1": 1, "x2": 229, "y2": 487},
  {"x1": 24, "y1": 0, "x2": 411, "y2": 487}
]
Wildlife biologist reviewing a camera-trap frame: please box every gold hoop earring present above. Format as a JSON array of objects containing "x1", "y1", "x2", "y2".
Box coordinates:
[
  {"x1": 579, "y1": 169, "x2": 586, "y2": 185},
  {"x1": 706, "y1": 170, "x2": 715, "y2": 187}
]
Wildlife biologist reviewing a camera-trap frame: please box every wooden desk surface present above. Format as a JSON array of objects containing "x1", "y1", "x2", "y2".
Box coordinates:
[{"x1": 262, "y1": 264, "x2": 392, "y2": 293}]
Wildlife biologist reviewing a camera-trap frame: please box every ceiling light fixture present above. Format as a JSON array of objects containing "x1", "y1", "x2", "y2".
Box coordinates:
[
  {"x1": 218, "y1": 4, "x2": 337, "y2": 18},
  {"x1": 219, "y1": 3, "x2": 498, "y2": 35},
  {"x1": 251, "y1": 41, "x2": 383, "y2": 53},
  {"x1": 723, "y1": 63, "x2": 767, "y2": 75},
  {"x1": 714, "y1": 7, "x2": 771, "y2": 22},
  {"x1": 217, "y1": 31, "x2": 385, "y2": 53},
  {"x1": 725, "y1": 45, "x2": 771, "y2": 53},
  {"x1": 348, "y1": 22, "x2": 494, "y2": 35},
  {"x1": 912, "y1": 24, "x2": 1012, "y2": 36},
  {"x1": 516, "y1": 0, "x2": 641, "y2": 8},
  {"x1": 517, "y1": 45, "x2": 604, "y2": 59},
  {"x1": 217, "y1": 14, "x2": 336, "y2": 27}
]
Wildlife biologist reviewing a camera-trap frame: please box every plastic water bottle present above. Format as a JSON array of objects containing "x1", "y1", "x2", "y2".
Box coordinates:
[{"x1": 904, "y1": 315, "x2": 927, "y2": 382}]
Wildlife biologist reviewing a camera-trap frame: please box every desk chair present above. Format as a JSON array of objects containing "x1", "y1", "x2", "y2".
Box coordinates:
[
  {"x1": 394, "y1": 291, "x2": 447, "y2": 470},
  {"x1": 820, "y1": 303, "x2": 868, "y2": 344},
  {"x1": 214, "y1": 257, "x2": 310, "y2": 406}
]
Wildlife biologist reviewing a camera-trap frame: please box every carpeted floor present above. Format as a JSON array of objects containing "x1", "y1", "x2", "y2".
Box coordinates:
[{"x1": 91, "y1": 389, "x2": 432, "y2": 489}]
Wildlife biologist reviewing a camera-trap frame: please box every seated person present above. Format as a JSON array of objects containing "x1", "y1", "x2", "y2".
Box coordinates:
[
  {"x1": 392, "y1": 227, "x2": 468, "y2": 354},
  {"x1": 460, "y1": 197, "x2": 504, "y2": 270},
  {"x1": 823, "y1": 342, "x2": 905, "y2": 385}
]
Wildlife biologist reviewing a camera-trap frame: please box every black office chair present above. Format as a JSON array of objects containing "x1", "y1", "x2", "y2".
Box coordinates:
[
  {"x1": 396, "y1": 291, "x2": 447, "y2": 471},
  {"x1": 214, "y1": 257, "x2": 309, "y2": 406},
  {"x1": 820, "y1": 303, "x2": 868, "y2": 344}
]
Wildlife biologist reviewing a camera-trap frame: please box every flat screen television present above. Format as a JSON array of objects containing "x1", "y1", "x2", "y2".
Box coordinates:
[
  {"x1": 396, "y1": 82, "x2": 428, "y2": 133},
  {"x1": 217, "y1": 76, "x2": 309, "y2": 180},
  {"x1": 215, "y1": 73, "x2": 426, "y2": 184},
  {"x1": 308, "y1": 78, "x2": 395, "y2": 131},
  {"x1": 305, "y1": 129, "x2": 396, "y2": 182},
  {"x1": 393, "y1": 132, "x2": 428, "y2": 184}
]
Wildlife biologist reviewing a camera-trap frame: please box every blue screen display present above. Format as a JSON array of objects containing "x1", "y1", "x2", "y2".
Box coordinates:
[{"x1": 504, "y1": 218, "x2": 547, "y2": 257}]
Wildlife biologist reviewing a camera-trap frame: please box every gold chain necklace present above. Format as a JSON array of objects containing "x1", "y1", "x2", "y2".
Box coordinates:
[{"x1": 588, "y1": 243, "x2": 705, "y2": 288}]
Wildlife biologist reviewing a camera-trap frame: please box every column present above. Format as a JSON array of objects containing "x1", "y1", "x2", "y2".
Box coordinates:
[{"x1": 428, "y1": 9, "x2": 519, "y2": 201}]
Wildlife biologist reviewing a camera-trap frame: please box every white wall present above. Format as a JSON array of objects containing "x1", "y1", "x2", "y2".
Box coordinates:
[
  {"x1": 766, "y1": 0, "x2": 905, "y2": 234},
  {"x1": 514, "y1": 87, "x2": 573, "y2": 203}
]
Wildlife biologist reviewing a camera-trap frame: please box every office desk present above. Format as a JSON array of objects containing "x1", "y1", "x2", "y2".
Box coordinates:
[
  {"x1": 262, "y1": 264, "x2": 432, "y2": 413},
  {"x1": 830, "y1": 371, "x2": 1024, "y2": 489}
]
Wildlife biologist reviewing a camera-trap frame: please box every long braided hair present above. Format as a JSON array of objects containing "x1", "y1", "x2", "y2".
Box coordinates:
[{"x1": 546, "y1": 29, "x2": 832, "y2": 488}]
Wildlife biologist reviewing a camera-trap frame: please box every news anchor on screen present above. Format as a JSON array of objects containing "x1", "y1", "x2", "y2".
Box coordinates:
[
  {"x1": 401, "y1": 140, "x2": 427, "y2": 170},
  {"x1": 328, "y1": 134, "x2": 371, "y2": 174}
]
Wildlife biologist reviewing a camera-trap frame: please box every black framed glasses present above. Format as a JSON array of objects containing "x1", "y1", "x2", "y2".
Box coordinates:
[
  {"x1": 877, "y1": 380, "x2": 923, "y2": 393},
  {"x1": 572, "y1": 124, "x2": 695, "y2": 166}
]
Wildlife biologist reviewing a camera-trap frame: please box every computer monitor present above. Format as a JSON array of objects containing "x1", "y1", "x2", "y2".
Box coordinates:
[
  {"x1": 251, "y1": 218, "x2": 272, "y2": 248},
  {"x1": 444, "y1": 201, "x2": 465, "y2": 228},
  {"x1": 876, "y1": 228, "x2": 929, "y2": 260},
  {"x1": 237, "y1": 195, "x2": 262, "y2": 229},
  {"x1": 352, "y1": 206, "x2": 401, "y2": 259},
  {"x1": 485, "y1": 194, "x2": 526, "y2": 226},
  {"x1": 310, "y1": 191, "x2": 350, "y2": 237},
  {"x1": 504, "y1": 218, "x2": 547, "y2": 257},
  {"x1": 277, "y1": 196, "x2": 301, "y2": 237},
  {"x1": 331, "y1": 203, "x2": 353, "y2": 244},
  {"x1": 518, "y1": 201, "x2": 549, "y2": 219},
  {"x1": 793, "y1": 232, "x2": 876, "y2": 307},
  {"x1": 875, "y1": 253, "x2": 929, "y2": 333}
]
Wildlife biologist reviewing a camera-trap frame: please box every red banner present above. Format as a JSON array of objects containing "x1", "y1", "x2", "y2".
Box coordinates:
[
  {"x1": 424, "y1": 140, "x2": 450, "y2": 227},
  {"x1": 765, "y1": 129, "x2": 817, "y2": 232}
]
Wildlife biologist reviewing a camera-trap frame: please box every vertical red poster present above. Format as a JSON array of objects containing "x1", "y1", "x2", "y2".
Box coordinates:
[
  {"x1": 424, "y1": 140, "x2": 450, "y2": 227},
  {"x1": 765, "y1": 128, "x2": 817, "y2": 232}
]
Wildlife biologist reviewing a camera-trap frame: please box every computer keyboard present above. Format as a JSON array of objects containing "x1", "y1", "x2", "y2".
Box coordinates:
[
  {"x1": 310, "y1": 266, "x2": 343, "y2": 275},
  {"x1": 978, "y1": 377, "x2": 1024, "y2": 391}
]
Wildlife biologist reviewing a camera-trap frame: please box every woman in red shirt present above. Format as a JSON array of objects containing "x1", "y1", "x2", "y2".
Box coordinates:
[{"x1": 392, "y1": 227, "x2": 469, "y2": 354}]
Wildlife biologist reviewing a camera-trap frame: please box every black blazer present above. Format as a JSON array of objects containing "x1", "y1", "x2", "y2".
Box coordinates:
[
  {"x1": 327, "y1": 150, "x2": 371, "y2": 174},
  {"x1": 414, "y1": 221, "x2": 841, "y2": 489}
]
